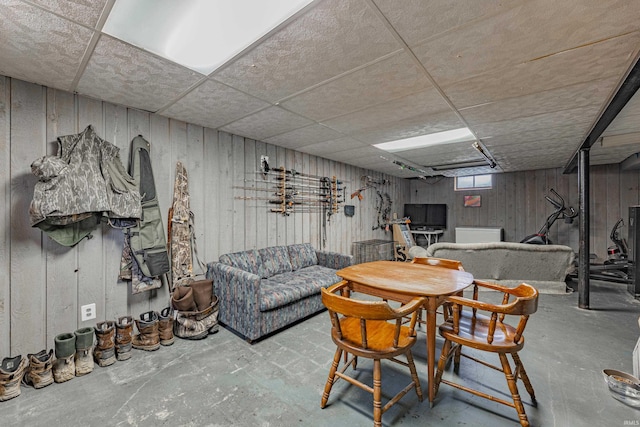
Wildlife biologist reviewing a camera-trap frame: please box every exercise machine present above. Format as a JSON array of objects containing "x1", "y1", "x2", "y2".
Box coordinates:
[
  {"x1": 589, "y1": 218, "x2": 631, "y2": 284},
  {"x1": 521, "y1": 189, "x2": 577, "y2": 245}
]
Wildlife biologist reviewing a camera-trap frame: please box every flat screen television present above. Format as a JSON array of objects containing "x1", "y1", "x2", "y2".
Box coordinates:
[{"x1": 403, "y1": 203, "x2": 447, "y2": 230}]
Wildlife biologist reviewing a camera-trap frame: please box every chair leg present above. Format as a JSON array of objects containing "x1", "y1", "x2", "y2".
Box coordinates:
[
  {"x1": 499, "y1": 353, "x2": 530, "y2": 427},
  {"x1": 373, "y1": 359, "x2": 382, "y2": 427},
  {"x1": 321, "y1": 348, "x2": 343, "y2": 408},
  {"x1": 406, "y1": 351, "x2": 423, "y2": 402},
  {"x1": 453, "y1": 343, "x2": 462, "y2": 373},
  {"x1": 512, "y1": 352, "x2": 536, "y2": 403},
  {"x1": 434, "y1": 339, "x2": 452, "y2": 396}
]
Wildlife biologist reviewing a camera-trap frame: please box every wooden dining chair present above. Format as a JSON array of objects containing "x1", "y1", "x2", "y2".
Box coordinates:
[
  {"x1": 320, "y1": 281, "x2": 427, "y2": 427},
  {"x1": 434, "y1": 280, "x2": 539, "y2": 427}
]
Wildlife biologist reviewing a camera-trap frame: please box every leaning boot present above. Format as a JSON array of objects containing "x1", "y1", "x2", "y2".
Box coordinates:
[
  {"x1": 23, "y1": 349, "x2": 53, "y2": 389},
  {"x1": 74, "y1": 327, "x2": 95, "y2": 375},
  {"x1": 158, "y1": 307, "x2": 175, "y2": 346},
  {"x1": 0, "y1": 355, "x2": 27, "y2": 401},
  {"x1": 189, "y1": 279, "x2": 213, "y2": 311},
  {"x1": 132, "y1": 311, "x2": 160, "y2": 351},
  {"x1": 53, "y1": 332, "x2": 76, "y2": 383},
  {"x1": 93, "y1": 321, "x2": 116, "y2": 367},
  {"x1": 115, "y1": 315, "x2": 133, "y2": 361},
  {"x1": 171, "y1": 286, "x2": 197, "y2": 312}
]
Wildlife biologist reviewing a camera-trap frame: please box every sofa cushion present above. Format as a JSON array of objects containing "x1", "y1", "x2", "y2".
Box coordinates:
[
  {"x1": 259, "y1": 279, "x2": 303, "y2": 311},
  {"x1": 218, "y1": 249, "x2": 265, "y2": 277},
  {"x1": 258, "y1": 246, "x2": 293, "y2": 278},
  {"x1": 288, "y1": 243, "x2": 318, "y2": 270}
]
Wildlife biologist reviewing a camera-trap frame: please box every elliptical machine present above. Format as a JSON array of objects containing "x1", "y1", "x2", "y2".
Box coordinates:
[
  {"x1": 588, "y1": 218, "x2": 631, "y2": 284},
  {"x1": 521, "y1": 188, "x2": 578, "y2": 245}
]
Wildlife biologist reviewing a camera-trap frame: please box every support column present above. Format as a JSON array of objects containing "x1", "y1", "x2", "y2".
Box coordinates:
[{"x1": 578, "y1": 148, "x2": 590, "y2": 309}]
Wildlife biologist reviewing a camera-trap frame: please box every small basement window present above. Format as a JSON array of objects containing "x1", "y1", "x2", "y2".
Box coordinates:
[{"x1": 455, "y1": 174, "x2": 492, "y2": 190}]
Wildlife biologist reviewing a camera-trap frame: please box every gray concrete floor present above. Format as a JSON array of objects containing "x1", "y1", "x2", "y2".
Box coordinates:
[{"x1": 3, "y1": 279, "x2": 640, "y2": 426}]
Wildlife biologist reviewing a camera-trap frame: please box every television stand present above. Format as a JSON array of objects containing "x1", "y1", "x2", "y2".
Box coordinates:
[{"x1": 410, "y1": 229, "x2": 443, "y2": 247}]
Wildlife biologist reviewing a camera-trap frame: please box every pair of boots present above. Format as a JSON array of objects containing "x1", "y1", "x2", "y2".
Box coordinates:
[
  {"x1": 52, "y1": 327, "x2": 95, "y2": 383},
  {"x1": 93, "y1": 316, "x2": 136, "y2": 365},
  {"x1": 171, "y1": 280, "x2": 219, "y2": 340},
  {"x1": 131, "y1": 308, "x2": 175, "y2": 351}
]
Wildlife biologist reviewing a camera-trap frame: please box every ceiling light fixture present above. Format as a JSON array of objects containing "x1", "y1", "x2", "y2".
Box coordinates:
[
  {"x1": 472, "y1": 141, "x2": 497, "y2": 168},
  {"x1": 373, "y1": 127, "x2": 475, "y2": 152},
  {"x1": 104, "y1": 0, "x2": 314, "y2": 75}
]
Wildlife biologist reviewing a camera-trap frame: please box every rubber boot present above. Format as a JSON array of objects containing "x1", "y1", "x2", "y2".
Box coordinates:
[
  {"x1": 53, "y1": 332, "x2": 76, "y2": 383},
  {"x1": 132, "y1": 311, "x2": 160, "y2": 351},
  {"x1": 23, "y1": 349, "x2": 53, "y2": 389},
  {"x1": 171, "y1": 286, "x2": 197, "y2": 312},
  {"x1": 93, "y1": 321, "x2": 116, "y2": 367},
  {"x1": 0, "y1": 355, "x2": 27, "y2": 401},
  {"x1": 115, "y1": 315, "x2": 133, "y2": 361},
  {"x1": 189, "y1": 279, "x2": 213, "y2": 311},
  {"x1": 158, "y1": 307, "x2": 175, "y2": 346},
  {"x1": 74, "y1": 327, "x2": 94, "y2": 376}
]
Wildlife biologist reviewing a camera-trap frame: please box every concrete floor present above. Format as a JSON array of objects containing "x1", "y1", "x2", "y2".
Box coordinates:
[{"x1": 3, "y1": 279, "x2": 640, "y2": 426}]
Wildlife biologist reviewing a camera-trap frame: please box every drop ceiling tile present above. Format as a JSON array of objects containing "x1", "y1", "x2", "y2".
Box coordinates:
[
  {"x1": 0, "y1": 0, "x2": 93, "y2": 90},
  {"x1": 603, "y1": 91, "x2": 640, "y2": 136},
  {"x1": 397, "y1": 142, "x2": 482, "y2": 167},
  {"x1": 373, "y1": 0, "x2": 521, "y2": 46},
  {"x1": 472, "y1": 105, "x2": 601, "y2": 139},
  {"x1": 322, "y1": 87, "x2": 452, "y2": 134},
  {"x1": 441, "y1": 33, "x2": 640, "y2": 109},
  {"x1": 280, "y1": 51, "x2": 432, "y2": 121},
  {"x1": 460, "y1": 77, "x2": 620, "y2": 126},
  {"x1": 264, "y1": 124, "x2": 344, "y2": 150},
  {"x1": 414, "y1": 0, "x2": 640, "y2": 87},
  {"x1": 482, "y1": 122, "x2": 592, "y2": 147},
  {"x1": 162, "y1": 80, "x2": 271, "y2": 129},
  {"x1": 351, "y1": 110, "x2": 465, "y2": 145},
  {"x1": 220, "y1": 106, "x2": 313, "y2": 141},
  {"x1": 213, "y1": 0, "x2": 402, "y2": 102},
  {"x1": 28, "y1": 0, "x2": 108, "y2": 28},
  {"x1": 77, "y1": 35, "x2": 203, "y2": 112},
  {"x1": 297, "y1": 137, "x2": 367, "y2": 156},
  {"x1": 591, "y1": 145, "x2": 640, "y2": 165}
]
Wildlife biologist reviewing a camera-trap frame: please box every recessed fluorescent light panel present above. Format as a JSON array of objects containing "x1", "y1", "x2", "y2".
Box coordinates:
[
  {"x1": 103, "y1": 0, "x2": 314, "y2": 75},
  {"x1": 374, "y1": 128, "x2": 475, "y2": 152}
]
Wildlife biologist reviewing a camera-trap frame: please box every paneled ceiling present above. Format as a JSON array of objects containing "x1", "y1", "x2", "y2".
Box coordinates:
[{"x1": 1, "y1": 0, "x2": 639, "y2": 179}]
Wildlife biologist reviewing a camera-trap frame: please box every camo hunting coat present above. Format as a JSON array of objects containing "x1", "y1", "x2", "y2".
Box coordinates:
[{"x1": 29, "y1": 125, "x2": 142, "y2": 246}]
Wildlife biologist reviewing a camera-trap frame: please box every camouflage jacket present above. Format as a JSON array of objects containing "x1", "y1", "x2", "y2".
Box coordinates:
[{"x1": 29, "y1": 125, "x2": 142, "y2": 246}]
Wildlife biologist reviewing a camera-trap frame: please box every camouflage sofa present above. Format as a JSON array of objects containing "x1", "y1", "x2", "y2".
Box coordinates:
[{"x1": 206, "y1": 243, "x2": 353, "y2": 342}]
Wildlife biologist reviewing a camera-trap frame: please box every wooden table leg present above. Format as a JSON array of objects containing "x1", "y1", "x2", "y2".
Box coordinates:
[{"x1": 426, "y1": 297, "x2": 437, "y2": 407}]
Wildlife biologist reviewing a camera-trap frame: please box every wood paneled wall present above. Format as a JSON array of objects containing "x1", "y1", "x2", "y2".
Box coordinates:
[
  {"x1": 410, "y1": 167, "x2": 640, "y2": 257},
  {"x1": 0, "y1": 76, "x2": 408, "y2": 355}
]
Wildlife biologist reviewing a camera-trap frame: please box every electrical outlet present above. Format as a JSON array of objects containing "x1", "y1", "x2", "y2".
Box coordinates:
[{"x1": 81, "y1": 303, "x2": 96, "y2": 321}]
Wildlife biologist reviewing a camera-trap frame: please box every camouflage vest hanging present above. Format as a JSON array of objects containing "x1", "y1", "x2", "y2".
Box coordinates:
[{"x1": 29, "y1": 125, "x2": 142, "y2": 247}]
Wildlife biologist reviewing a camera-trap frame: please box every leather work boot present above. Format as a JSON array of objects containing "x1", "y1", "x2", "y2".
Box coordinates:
[
  {"x1": 171, "y1": 286, "x2": 197, "y2": 312},
  {"x1": 53, "y1": 332, "x2": 76, "y2": 383},
  {"x1": 189, "y1": 279, "x2": 213, "y2": 311},
  {"x1": 23, "y1": 349, "x2": 54, "y2": 389},
  {"x1": 132, "y1": 311, "x2": 160, "y2": 351},
  {"x1": 0, "y1": 355, "x2": 27, "y2": 401},
  {"x1": 115, "y1": 315, "x2": 134, "y2": 361},
  {"x1": 158, "y1": 307, "x2": 175, "y2": 346},
  {"x1": 74, "y1": 327, "x2": 94, "y2": 375},
  {"x1": 93, "y1": 321, "x2": 116, "y2": 367}
]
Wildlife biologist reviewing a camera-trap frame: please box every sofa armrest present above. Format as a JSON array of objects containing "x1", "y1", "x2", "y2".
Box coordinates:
[
  {"x1": 206, "y1": 262, "x2": 261, "y2": 317},
  {"x1": 316, "y1": 250, "x2": 353, "y2": 270}
]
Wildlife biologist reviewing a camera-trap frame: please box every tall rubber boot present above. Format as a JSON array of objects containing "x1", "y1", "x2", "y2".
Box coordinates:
[
  {"x1": 158, "y1": 307, "x2": 175, "y2": 346},
  {"x1": 23, "y1": 349, "x2": 53, "y2": 389},
  {"x1": 93, "y1": 321, "x2": 116, "y2": 367},
  {"x1": 189, "y1": 279, "x2": 213, "y2": 311},
  {"x1": 53, "y1": 333, "x2": 76, "y2": 383},
  {"x1": 115, "y1": 315, "x2": 133, "y2": 361},
  {"x1": 171, "y1": 286, "x2": 197, "y2": 312},
  {"x1": 74, "y1": 327, "x2": 95, "y2": 376},
  {"x1": 0, "y1": 355, "x2": 27, "y2": 401},
  {"x1": 132, "y1": 311, "x2": 160, "y2": 351}
]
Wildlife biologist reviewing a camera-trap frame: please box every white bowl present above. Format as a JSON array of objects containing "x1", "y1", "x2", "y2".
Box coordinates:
[{"x1": 603, "y1": 369, "x2": 640, "y2": 408}]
